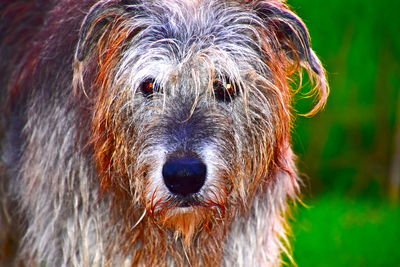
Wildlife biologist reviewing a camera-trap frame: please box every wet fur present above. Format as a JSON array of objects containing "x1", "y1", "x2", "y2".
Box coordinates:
[{"x1": 0, "y1": 0, "x2": 327, "y2": 266}]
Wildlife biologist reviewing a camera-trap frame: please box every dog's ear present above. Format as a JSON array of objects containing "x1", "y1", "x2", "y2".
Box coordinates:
[
  {"x1": 255, "y1": 2, "x2": 328, "y2": 114},
  {"x1": 255, "y1": 2, "x2": 322, "y2": 75},
  {"x1": 75, "y1": 0, "x2": 139, "y2": 61}
]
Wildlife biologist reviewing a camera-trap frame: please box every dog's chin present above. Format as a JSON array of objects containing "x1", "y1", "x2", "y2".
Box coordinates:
[
  {"x1": 147, "y1": 195, "x2": 216, "y2": 245},
  {"x1": 161, "y1": 206, "x2": 212, "y2": 245}
]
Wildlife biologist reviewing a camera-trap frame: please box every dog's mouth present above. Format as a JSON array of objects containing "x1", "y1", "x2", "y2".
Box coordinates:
[
  {"x1": 176, "y1": 200, "x2": 194, "y2": 208},
  {"x1": 170, "y1": 195, "x2": 203, "y2": 208}
]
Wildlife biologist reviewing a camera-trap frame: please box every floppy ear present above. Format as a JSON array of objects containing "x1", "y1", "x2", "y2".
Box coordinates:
[
  {"x1": 75, "y1": 0, "x2": 139, "y2": 62},
  {"x1": 255, "y1": 2, "x2": 322, "y2": 74},
  {"x1": 255, "y1": 2, "x2": 328, "y2": 114}
]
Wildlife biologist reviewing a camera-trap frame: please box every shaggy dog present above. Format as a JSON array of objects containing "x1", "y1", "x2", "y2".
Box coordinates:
[{"x1": 0, "y1": 0, "x2": 327, "y2": 266}]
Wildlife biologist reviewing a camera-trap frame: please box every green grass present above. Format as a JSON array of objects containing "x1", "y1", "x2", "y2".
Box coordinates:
[{"x1": 292, "y1": 196, "x2": 400, "y2": 267}]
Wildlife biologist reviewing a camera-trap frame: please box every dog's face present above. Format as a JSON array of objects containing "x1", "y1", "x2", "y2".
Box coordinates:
[{"x1": 74, "y1": 0, "x2": 326, "y2": 241}]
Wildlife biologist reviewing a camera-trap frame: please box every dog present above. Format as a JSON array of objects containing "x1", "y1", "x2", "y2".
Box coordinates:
[{"x1": 0, "y1": 0, "x2": 327, "y2": 266}]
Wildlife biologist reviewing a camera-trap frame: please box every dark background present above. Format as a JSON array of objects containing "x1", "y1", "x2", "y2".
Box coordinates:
[{"x1": 289, "y1": 0, "x2": 400, "y2": 265}]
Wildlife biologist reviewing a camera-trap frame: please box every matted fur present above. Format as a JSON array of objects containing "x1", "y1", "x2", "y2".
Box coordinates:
[{"x1": 0, "y1": 0, "x2": 327, "y2": 266}]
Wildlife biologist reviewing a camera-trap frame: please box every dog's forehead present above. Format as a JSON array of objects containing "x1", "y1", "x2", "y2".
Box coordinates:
[
  {"x1": 120, "y1": 1, "x2": 265, "y2": 83},
  {"x1": 143, "y1": 1, "x2": 255, "y2": 35}
]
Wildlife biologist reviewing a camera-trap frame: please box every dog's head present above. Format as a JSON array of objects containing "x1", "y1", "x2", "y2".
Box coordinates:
[{"x1": 74, "y1": 0, "x2": 327, "y2": 245}]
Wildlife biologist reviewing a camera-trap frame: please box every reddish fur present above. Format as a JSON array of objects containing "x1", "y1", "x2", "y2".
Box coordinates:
[
  {"x1": 88, "y1": 19, "x2": 228, "y2": 265},
  {"x1": 80, "y1": 1, "x2": 325, "y2": 264},
  {"x1": 0, "y1": 0, "x2": 327, "y2": 265}
]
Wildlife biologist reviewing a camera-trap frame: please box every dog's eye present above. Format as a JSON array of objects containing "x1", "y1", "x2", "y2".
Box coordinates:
[
  {"x1": 140, "y1": 78, "x2": 160, "y2": 97},
  {"x1": 213, "y1": 79, "x2": 238, "y2": 102}
]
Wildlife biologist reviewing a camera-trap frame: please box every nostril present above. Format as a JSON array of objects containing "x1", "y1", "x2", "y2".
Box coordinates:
[{"x1": 162, "y1": 157, "x2": 207, "y2": 196}]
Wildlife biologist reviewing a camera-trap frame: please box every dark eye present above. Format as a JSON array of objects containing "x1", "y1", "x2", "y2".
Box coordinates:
[
  {"x1": 140, "y1": 78, "x2": 160, "y2": 97},
  {"x1": 213, "y1": 78, "x2": 238, "y2": 102}
]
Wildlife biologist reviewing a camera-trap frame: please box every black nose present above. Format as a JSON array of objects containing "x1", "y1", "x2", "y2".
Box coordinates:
[{"x1": 162, "y1": 156, "x2": 207, "y2": 196}]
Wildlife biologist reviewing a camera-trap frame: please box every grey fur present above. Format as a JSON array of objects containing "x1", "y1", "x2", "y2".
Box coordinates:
[{"x1": 0, "y1": 0, "x2": 326, "y2": 266}]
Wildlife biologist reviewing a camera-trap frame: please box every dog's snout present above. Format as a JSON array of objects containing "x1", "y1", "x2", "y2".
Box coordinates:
[{"x1": 162, "y1": 156, "x2": 206, "y2": 196}]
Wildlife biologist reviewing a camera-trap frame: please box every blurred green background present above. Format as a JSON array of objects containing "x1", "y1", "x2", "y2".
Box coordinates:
[{"x1": 288, "y1": 0, "x2": 400, "y2": 266}]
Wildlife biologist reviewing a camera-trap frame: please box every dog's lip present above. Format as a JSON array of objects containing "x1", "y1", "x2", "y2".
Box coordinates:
[
  {"x1": 178, "y1": 201, "x2": 191, "y2": 208},
  {"x1": 172, "y1": 195, "x2": 202, "y2": 208}
]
